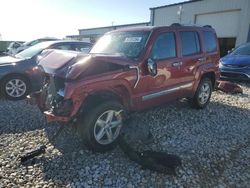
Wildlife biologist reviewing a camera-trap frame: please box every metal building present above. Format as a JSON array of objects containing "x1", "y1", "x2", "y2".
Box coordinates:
[
  {"x1": 150, "y1": 0, "x2": 250, "y2": 56},
  {"x1": 67, "y1": 22, "x2": 150, "y2": 43}
]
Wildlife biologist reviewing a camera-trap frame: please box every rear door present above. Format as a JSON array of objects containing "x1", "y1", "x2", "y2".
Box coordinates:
[
  {"x1": 177, "y1": 29, "x2": 205, "y2": 96},
  {"x1": 202, "y1": 30, "x2": 220, "y2": 76}
]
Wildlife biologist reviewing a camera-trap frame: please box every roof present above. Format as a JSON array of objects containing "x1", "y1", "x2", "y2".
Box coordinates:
[
  {"x1": 150, "y1": 0, "x2": 203, "y2": 10},
  {"x1": 78, "y1": 22, "x2": 150, "y2": 32},
  {"x1": 107, "y1": 26, "x2": 155, "y2": 33},
  {"x1": 107, "y1": 24, "x2": 214, "y2": 34},
  {"x1": 33, "y1": 40, "x2": 91, "y2": 47},
  {"x1": 53, "y1": 40, "x2": 92, "y2": 44}
]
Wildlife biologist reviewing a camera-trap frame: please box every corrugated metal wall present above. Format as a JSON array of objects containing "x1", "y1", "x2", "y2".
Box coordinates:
[
  {"x1": 151, "y1": 0, "x2": 250, "y2": 45},
  {"x1": 79, "y1": 28, "x2": 112, "y2": 35},
  {"x1": 79, "y1": 23, "x2": 149, "y2": 36}
]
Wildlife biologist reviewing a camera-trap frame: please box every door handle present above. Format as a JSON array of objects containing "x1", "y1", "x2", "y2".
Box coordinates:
[
  {"x1": 198, "y1": 57, "x2": 206, "y2": 63},
  {"x1": 172, "y1": 61, "x2": 183, "y2": 67}
]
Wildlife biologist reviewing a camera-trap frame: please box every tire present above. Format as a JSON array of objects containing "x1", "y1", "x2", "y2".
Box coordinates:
[
  {"x1": 77, "y1": 101, "x2": 125, "y2": 152},
  {"x1": 0, "y1": 75, "x2": 30, "y2": 100},
  {"x1": 191, "y1": 77, "x2": 212, "y2": 109}
]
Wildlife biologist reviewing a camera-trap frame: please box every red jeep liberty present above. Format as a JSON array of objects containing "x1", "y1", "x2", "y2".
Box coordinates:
[{"x1": 31, "y1": 25, "x2": 220, "y2": 151}]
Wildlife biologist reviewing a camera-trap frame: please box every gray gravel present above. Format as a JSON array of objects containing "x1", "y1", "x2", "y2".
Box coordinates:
[{"x1": 0, "y1": 82, "x2": 249, "y2": 187}]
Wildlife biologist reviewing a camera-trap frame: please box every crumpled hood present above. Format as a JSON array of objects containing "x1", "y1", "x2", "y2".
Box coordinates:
[
  {"x1": 66, "y1": 54, "x2": 135, "y2": 80},
  {"x1": 39, "y1": 50, "x2": 135, "y2": 80},
  {"x1": 38, "y1": 50, "x2": 80, "y2": 75},
  {"x1": 0, "y1": 55, "x2": 24, "y2": 66},
  {"x1": 221, "y1": 55, "x2": 250, "y2": 66}
]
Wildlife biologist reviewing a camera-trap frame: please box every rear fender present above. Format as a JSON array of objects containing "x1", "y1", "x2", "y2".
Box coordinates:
[{"x1": 193, "y1": 63, "x2": 219, "y2": 92}]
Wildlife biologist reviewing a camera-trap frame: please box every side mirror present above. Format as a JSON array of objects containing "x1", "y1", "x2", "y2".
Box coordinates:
[{"x1": 147, "y1": 59, "x2": 157, "y2": 76}]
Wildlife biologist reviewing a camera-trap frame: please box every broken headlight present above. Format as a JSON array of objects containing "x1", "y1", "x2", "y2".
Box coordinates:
[
  {"x1": 52, "y1": 98, "x2": 73, "y2": 116},
  {"x1": 57, "y1": 88, "x2": 65, "y2": 97}
]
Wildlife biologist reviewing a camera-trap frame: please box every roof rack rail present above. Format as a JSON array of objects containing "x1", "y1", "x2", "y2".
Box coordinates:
[
  {"x1": 171, "y1": 23, "x2": 182, "y2": 27},
  {"x1": 170, "y1": 23, "x2": 213, "y2": 28},
  {"x1": 203, "y1": 25, "x2": 212, "y2": 28}
]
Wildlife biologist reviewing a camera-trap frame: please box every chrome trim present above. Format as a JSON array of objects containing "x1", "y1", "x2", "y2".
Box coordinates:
[
  {"x1": 172, "y1": 61, "x2": 183, "y2": 67},
  {"x1": 223, "y1": 64, "x2": 249, "y2": 69},
  {"x1": 198, "y1": 57, "x2": 206, "y2": 63},
  {"x1": 129, "y1": 65, "x2": 140, "y2": 88},
  {"x1": 220, "y1": 71, "x2": 250, "y2": 78},
  {"x1": 142, "y1": 82, "x2": 193, "y2": 101}
]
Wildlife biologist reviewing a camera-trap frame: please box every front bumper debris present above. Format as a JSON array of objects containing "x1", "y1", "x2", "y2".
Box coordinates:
[
  {"x1": 27, "y1": 75, "x2": 73, "y2": 123},
  {"x1": 44, "y1": 111, "x2": 70, "y2": 123}
]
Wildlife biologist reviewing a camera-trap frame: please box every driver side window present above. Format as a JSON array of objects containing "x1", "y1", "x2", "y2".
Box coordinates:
[{"x1": 150, "y1": 32, "x2": 176, "y2": 60}]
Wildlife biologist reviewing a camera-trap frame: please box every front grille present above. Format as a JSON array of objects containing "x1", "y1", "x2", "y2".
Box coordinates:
[
  {"x1": 221, "y1": 72, "x2": 249, "y2": 79},
  {"x1": 224, "y1": 64, "x2": 248, "y2": 69}
]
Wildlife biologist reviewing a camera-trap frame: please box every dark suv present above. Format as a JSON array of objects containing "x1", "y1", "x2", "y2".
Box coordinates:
[{"x1": 30, "y1": 25, "x2": 220, "y2": 152}]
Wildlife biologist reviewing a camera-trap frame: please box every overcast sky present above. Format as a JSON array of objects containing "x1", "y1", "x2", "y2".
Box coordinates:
[{"x1": 0, "y1": 0, "x2": 185, "y2": 41}]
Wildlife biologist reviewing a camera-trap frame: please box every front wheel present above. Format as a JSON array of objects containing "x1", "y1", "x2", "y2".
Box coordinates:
[
  {"x1": 191, "y1": 77, "x2": 213, "y2": 109},
  {"x1": 1, "y1": 75, "x2": 30, "y2": 100},
  {"x1": 77, "y1": 101, "x2": 124, "y2": 152}
]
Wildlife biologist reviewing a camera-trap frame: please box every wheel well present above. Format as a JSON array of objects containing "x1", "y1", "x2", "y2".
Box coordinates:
[
  {"x1": 0, "y1": 73, "x2": 30, "y2": 83},
  {"x1": 79, "y1": 91, "x2": 122, "y2": 115},
  {"x1": 201, "y1": 72, "x2": 216, "y2": 88},
  {"x1": 0, "y1": 73, "x2": 31, "y2": 86}
]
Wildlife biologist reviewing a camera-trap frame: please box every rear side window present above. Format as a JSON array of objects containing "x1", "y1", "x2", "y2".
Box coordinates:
[
  {"x1": 54, "y1": 44, "x2": 72, "y2": 50},
  {"x1": 180, "y1": 31, "x2": 200, "y2": 56},
  {"x1": 150, "y1": 32, "x2": 176, "y2": 60},
  {"x1": 203, "y1": 31, "x2": 217, "y2": 53},
  {"x1": 73, "y1": 43, "x2": 92, "y2": 53}
]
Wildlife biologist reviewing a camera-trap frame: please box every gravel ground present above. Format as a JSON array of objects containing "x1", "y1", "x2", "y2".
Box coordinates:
[{"x1": 0, "y1": 82, "x2": 249, "y2": 188}]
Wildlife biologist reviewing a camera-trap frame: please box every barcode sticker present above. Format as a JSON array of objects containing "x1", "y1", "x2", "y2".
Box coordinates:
[{"x1": 124, "y1": 37, "x2": 142, "y2": 43}]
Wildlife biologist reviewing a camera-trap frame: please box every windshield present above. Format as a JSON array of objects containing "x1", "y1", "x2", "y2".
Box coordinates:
[
  {"x1": 15, "y1": 41, "x2": 54, "y2": 59},
  {"x1": 90, "y1": 31, "x2": 150, "y2": 59},
  {"x1": 231, "y1": 43, "x2": 250, "y2": 55}
]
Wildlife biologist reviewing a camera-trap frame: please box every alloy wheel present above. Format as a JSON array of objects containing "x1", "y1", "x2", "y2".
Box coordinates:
[
  {"x1": 5, "y1": 79, "x2": 27, "y2": 98},
  {"x1": 94, "y1": 110, "x2": 123, "y2": 145},
  {"x1": 198, "y1": 82, "x2": 211, "y2": 104}
]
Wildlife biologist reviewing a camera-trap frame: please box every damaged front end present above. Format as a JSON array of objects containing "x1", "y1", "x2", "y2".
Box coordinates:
[
  {"x1": 28, "y1": 49, "x2": 137, "y2": 123},
  {"x1": 27, "y1": 50, "x2": 80, "y2": 123},
  {"x1": 28, "y1": 75, "x2": 73, "y2": 122}
]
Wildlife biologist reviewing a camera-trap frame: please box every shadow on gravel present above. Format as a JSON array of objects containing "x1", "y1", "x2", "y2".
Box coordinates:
[
  {"x1": 30, "y1": 98, "x2": 250, "y2": 187},
  {"x1": 1, "y1": 88, "x2": 249, "y2": 186},
  {"x1": 0, "y1": 99, "x2": 47, "y2": 134}
]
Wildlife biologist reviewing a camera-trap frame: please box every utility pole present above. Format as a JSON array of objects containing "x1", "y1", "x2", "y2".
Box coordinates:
[{"x1": 111, "y1": 21, "x2": 115, "y2": 30}]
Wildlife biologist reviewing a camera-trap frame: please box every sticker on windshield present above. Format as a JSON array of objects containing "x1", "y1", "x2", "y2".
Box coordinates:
[{"x1": 124, "y1": 37, "x2": 142, "y2": 43}]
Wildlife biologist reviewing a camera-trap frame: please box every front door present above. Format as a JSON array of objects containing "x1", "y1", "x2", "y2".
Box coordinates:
[{"x1": 134, "y1": 31, "x2": 184, "y2": 109}]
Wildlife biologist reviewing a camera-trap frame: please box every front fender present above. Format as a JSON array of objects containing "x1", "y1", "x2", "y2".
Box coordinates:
[{"x1": 64, "y1": 75, "x2": 136, "y2": 118}]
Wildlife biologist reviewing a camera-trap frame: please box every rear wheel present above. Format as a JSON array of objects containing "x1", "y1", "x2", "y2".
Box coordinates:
[
  {"x1": 77, "y1": 101, "x2": 124, "y2": 152},
  {"x1": 191, "y1": 77, "x2": 212, "y2": 109},
  {"x1": 1, "y1": 75, "x2": 30, "y2": 100}
]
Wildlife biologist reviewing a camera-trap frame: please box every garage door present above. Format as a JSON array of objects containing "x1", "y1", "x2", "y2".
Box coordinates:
[{"x1": 195, "y1": 10, "x2": 240, "y2": 38}]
